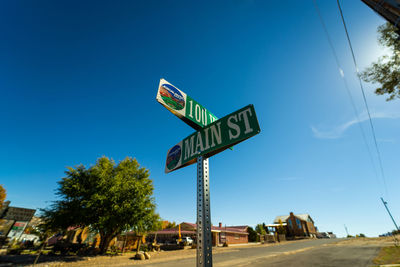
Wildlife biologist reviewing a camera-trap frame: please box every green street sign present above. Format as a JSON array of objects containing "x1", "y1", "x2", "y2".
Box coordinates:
[
  {"x1": 165, "y1": 104, "x2": 260, "y2": 173},
  {"x1": 156, "y1": 79, "x2": 218, "y2": 130}
]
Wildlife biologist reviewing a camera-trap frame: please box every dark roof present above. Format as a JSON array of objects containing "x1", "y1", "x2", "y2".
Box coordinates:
[
  {"x1": 149, "y1": 229, "x2": 196, "y2": 235},
  {"x1": 273, "y1": 214, "x2": 314, "y2": 224},
  {"x1": 181, "y1": 222, "x2": 248, "y2": 235},
  {"x1": 225, "y1": 226, "x2": 248, "y2": 231}
]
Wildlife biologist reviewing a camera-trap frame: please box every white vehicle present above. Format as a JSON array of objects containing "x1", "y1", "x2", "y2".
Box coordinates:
[{"x1": 177, "y1": 236, "x2": 194, "y2": 245}]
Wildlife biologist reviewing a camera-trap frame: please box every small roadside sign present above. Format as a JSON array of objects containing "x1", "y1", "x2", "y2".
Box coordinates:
[
  {"x1": 165, "y1": 104, "x2": 260, "y2": 173},
  {"x1": 12, "y1": 221, "x2": 27, "y2": 231},
  {"x1": 156, "y1": 79, "x2": 218, "y2": 130}
]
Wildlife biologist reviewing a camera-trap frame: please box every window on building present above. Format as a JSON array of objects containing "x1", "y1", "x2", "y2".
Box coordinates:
[
  {"x1": 235, "y1": 234, "x2": 239, "y2": 239},
  {"x1": 296, "y1": 218, "x2": 302, "y2": 229},
  {"x1": 288, "y1": 220, "x2": 293, "y2": 229}
]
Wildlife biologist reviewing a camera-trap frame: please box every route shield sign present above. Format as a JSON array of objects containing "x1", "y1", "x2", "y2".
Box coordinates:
[
  {"x1": 165, "y1": 104, "x2": 260, "y2": 173},
  {"x1": 156, "y1": 79, "x2": 218, "y2": 130}
]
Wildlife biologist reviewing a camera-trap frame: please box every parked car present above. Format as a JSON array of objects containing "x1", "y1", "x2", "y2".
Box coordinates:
[
  {"x1": 177, "y1": 236, "x2": 194, "y2": 245},
  {"x1": 316, "y1": 232, "x2": 330, "y2": 239}
]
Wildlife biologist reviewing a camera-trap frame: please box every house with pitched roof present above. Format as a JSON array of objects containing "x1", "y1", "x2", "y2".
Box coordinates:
[{"x1": 273, "y1": 212, "x2": 318, "y2": 238}]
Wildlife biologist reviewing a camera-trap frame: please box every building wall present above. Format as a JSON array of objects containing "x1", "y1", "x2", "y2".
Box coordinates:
[
  {"x1": 286, "y1": 213, "x2": 317, "y2": 238},
  {"x1": 286, "y1": 214, "x2": 306, "y2": 237},
  {"x1": 225, "y1": 232, "x2": 248, "y2": 244},
  {"x1": 305, "y1": 221, "x2": 317, "y2": 235}
]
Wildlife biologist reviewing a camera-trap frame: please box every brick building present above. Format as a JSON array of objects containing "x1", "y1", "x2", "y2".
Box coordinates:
[
  {"x1": 212, "y1": 223, "x2": 248, "y2": 245},
  {"x1": 273, "y1": 212, "x2": 317, "y2": 238}
]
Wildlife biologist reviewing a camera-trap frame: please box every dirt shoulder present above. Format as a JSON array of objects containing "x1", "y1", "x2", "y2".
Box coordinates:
[
  {"x1": 2, "y1": 246, "x2": 237, "y2": 266},
  {"x1": 4, "y1": 237, "x2": 396, "y2": 267},
  {"x1": 326, "y1": 235, "x2": 399, "y2": 247},
  {"x1": 1, "y1": 241, "x2": 303, "y2": 266}
]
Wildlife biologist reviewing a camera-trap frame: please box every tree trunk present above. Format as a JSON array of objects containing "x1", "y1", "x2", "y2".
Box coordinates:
[
  {"x1": 99, "y1": 233, "x2": 114, "y2": 254},
  {"x1": 33, "y1": 234, "x2": 48, "y2": 265},
  {"x1": 122, "y1": 235, "x2": 127, "y2": 254},
  {"x1": 154, "y1": 233, "x2": 157, "y2": 244},
  {"x1": 136, "y1": 236, "x2": 142, "y2": 253}
]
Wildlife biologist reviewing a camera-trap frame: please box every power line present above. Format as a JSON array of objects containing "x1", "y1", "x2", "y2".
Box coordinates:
[
  {"x1": 336, "y1": 0, "x2": 388, "y2": 197},
  {"x1": 312, "y1": 0, "x2": 381, "y2": 193}
]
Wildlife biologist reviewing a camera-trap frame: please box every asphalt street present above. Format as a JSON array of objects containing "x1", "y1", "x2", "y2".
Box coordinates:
[{"x1": 137, "y1": 238, "x2": 381, "y2": 267}]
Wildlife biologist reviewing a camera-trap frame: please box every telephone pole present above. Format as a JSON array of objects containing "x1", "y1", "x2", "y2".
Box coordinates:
[
  {"x1": 381, "y1": 197, "x2": 400, "y2": 231},
  {"x1": 344, "y1": 224, "x2": 349, "y2": 237}
]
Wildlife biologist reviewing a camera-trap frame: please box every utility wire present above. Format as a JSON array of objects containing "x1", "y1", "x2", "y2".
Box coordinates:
[
  {"x1": 336, "y1": 0, "x2": 388, "y2": 197},
  {"x1": 312, "y1": 0, "x2": 381, "y2": 193}
]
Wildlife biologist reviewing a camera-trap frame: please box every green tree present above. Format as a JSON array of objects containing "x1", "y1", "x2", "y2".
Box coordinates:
[
  {"x1": 255, "y1": 224, "x2": 266, "y2": 236},
  {"x1": 277, "y1": 219, "x2": 286, "y2": 235},
  {"x1": 247, "y1": 226, "x2": 258, "y2": 242},
  {"x1": 392, "y1": 229, "x2": 400, "y2": 235},
  {"x1": 361, "y1": 23, "x2": 400, "y2": 101},
  {"x1": 42, "y1": 156, "x2": 159, "y2": 254},
  {"x1": 165, "y1": 221, "x2": 177, "y2": 229}
]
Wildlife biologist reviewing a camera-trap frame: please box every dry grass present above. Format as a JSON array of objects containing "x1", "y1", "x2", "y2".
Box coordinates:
[
  {"x1": 328, "y1": 235, "x2": 399, "y2": 247},
  {"x1": 373, "y1": 246, "x2": 400, "y2": 266}
]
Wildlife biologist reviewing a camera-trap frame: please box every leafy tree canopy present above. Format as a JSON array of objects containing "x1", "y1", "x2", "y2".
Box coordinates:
[
  {"x1": 41, "y1": 156, "x2": 160, "y2": 254},
  {"x1": 255, "y1": 223, "x2": 266, "y2": 235},
  {"x1": 361, "y1": 23, "x2": 400, "y2": 101},
  {"x1": 165, "y1": 221, "x2": 177, "y2": 229},
  {"x1": 247, "y1": 226, "x2": 258, "y2": 242}
]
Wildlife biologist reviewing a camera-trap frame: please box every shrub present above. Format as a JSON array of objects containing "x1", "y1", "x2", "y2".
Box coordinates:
[
  {"x1": 77, "y1": 247, "x2": 100, "y2": 256},
  {"x1": 22, "y1": 240, "x2": 35, "y2": 249},
  {"x1": 7, "y1": 242, "x2": 23, "y2": 255},
  {"x1": 108, "y1": 245, "x2": 121, "y2": 255},
  {"x1": 140, "y1": 244, "x2": 149, "y2": 252}
]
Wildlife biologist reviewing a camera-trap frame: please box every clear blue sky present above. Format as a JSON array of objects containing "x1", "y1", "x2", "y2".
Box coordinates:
[{"x1": 1, "y1": 0, "x2": 399, "y2": 237}]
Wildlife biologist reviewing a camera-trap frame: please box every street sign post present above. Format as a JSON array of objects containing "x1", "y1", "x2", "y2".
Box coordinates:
[
  {"x1": 156, "y1": 80, "x2": 260, "y2": 267},
  {"x1": 196, "y1": 156, "x2": 212, "y2": 266},
  {"x1": 165, "y1": 104, "x2": 260, "y2": 173}
]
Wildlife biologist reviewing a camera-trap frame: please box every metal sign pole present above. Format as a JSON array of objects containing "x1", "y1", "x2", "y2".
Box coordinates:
[{"x1": 196, "y1": 156, "x2": 213, "y2": 267}]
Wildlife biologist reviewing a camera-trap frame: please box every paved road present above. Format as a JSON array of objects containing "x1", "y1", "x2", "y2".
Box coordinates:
[{"x1": 137, "y1": 239, "x2": 381, "y2": 267}]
